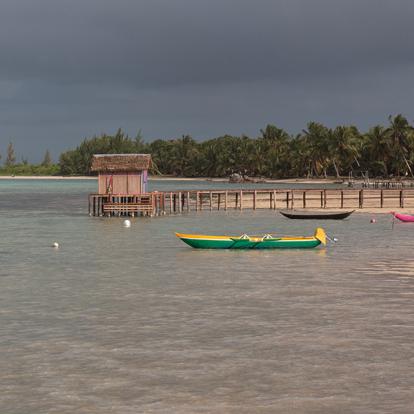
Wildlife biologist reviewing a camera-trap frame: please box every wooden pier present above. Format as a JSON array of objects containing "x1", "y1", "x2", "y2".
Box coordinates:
[{"x1": 89, "y1": 188, "x2": 414, "y2": 216}]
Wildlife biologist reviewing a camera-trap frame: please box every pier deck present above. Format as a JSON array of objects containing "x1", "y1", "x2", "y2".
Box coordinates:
[{"x1": 89, "y1": 188, "x2": 414, "y2": 216}]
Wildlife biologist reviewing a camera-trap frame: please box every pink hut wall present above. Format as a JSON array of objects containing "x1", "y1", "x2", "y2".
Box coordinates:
[{"x1": 98, "y1": 172, "x2": 147, "y2": 194}]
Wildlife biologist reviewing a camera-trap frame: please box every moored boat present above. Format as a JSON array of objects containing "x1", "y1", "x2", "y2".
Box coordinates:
[
  {"x1": 391, "y1": 212, "x2": 414, "y2": 222},
  {"x1": 175, "y1": 228, "x2": 326, "y2": 249},
  {"x1": 280, "y1": 210, "x2": 354, "y2": 220}
]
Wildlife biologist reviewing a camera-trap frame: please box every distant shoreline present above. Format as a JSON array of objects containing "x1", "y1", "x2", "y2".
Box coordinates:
[{"x1": 0, "y1": 175, "x2": 344, "y2": 184}]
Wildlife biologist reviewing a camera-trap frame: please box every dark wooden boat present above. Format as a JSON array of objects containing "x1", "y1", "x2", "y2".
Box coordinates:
[{"x1": 280, "y1": 209, "x2": 354, "y2": 220}]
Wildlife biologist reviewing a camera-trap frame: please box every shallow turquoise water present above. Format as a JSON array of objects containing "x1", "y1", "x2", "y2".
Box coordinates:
[{"x1": 1, "y1": 179, "x2": 414, "y2": 413}]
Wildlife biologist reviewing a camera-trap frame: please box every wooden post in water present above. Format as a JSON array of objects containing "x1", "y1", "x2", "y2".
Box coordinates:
[
  {"x1": 303, "y1": 191, "x2": 306, "y2": 208},
  {"x1": 218, "y1": 193, "x2": 221, "y2": 210},
  {"x1": 235, "y1": 192, "x2": 239, "y2": 209},
  {"x1": 380, "y1": 189, "x2": 383, "y2": 208},
  {"x1": 400, "y1": 190, "x2": 404, "y2": 208},
  {"x1": 253, "y1": 190, "x2": 257, "y2": 210},
  {"x1": 270, "y1": 191, "x2": 273, "y2": 209},
  {"x1": 341, "y1": 191, "x2": 344, "y2": 208},
  {"x1": 320, "y1": 191, "x2": 323, "y2": 208},
  {"x1": 291, "y1": 191, "x2": 294, "y2": 209},
  {"x1": 209, "y1": 191, "x2": 213, "y2": 211},
  {"x1": 286, "y1": 191, "x2": 289, "y2": 209},
  {"x1": 273, "y1": 190, "x2": 277, "y2": 209},
  {"x1": 359, "y1": 189, "x2": 364, "y2": 208}
]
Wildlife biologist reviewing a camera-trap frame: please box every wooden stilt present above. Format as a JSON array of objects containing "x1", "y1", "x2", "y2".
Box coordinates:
[
  {"x1": 253, "y1": 190, "x2": 257, "y2": 210},
  {"x1": 359, "y1": 189, "x2": 363, "y2": 208}
]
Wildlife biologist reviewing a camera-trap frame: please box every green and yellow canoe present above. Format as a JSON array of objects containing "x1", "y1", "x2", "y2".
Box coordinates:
[{"x1": 176, "y1": 227, "x2": 326, "y2": 249}]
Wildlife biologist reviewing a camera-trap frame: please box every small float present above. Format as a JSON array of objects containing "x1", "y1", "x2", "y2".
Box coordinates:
[
  {"x1": 280, "y1": 210, "x2": 354, "y2": 220},
  {"x1": 391, "y1": 212, "x2": 414, "y2": 222},
  {"x1": 175, "y1": 228, "x2": 326, "y2": 249}
]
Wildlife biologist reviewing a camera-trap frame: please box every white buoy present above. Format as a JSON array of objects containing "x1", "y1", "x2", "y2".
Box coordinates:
[
  {"x1": 123, "y1": 219, "x2": 131, "y2": 228},
  {"x1": 53, "y1": 242, "x2": 59, "y2": 248}
]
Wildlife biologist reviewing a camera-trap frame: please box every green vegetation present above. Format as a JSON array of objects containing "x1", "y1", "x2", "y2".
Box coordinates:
[
  {"x1": 0, "y1": 163, "x2": 60, "y2": 176},
  {"x1": 0, "y1": 142, "x2": 60, "y2": 176},
  {"x1": 58, "y1": 115, "x2": 414, "y2": 179},
  {"x1": 4, "y1": 114, "x2": 414, "y2": 178}
]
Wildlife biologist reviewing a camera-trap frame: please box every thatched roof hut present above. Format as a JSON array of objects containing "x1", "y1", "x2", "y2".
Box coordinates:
[
  {"x1": 91, "y1": 154, "x2": 152, "y2": 195},
  {"x1": 90, "y1": 154, "x2": 152, "y2": 173}
]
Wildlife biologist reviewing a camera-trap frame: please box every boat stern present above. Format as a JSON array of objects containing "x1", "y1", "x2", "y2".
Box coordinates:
[{"x1": 314, "y1": 227, "x2": 327, "y2": 246}]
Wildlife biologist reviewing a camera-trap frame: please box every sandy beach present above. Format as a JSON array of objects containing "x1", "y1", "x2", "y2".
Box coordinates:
[{"x1": 0, "y1": 175, "x2": 344, "y2": 184}]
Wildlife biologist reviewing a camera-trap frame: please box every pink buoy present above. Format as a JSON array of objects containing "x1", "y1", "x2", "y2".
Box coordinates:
[{"x1": 370, "y1": 218, "x2": 376, "y2": 223}]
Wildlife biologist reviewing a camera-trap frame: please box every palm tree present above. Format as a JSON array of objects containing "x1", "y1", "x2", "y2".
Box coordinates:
[
  {"x1": 386, "y1": 114, "x2": 414, "y2": 177},
  {"x1": 329, "y1": 126, "x2": 361, "y2": 177},
  {"x1": 363, "y1": 125, "x2": 391, "y2": 177},
  {"x1": 259, "y1": 124, "x2": 291, "y2": 177},
  {"x1": 301, "y1": 122, "x2": 331, "y2": 177}
]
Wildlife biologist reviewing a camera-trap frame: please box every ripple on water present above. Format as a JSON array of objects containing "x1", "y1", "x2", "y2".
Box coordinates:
[{"x1": 1, "y1": 181, "x2": 414, "y2": 413}]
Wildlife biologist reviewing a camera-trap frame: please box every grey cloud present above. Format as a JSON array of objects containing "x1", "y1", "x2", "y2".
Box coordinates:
[{"x1": 0, "y1": 0, "x2": 414, "y2": 160}]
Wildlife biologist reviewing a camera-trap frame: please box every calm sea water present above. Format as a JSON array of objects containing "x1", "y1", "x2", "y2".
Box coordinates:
[{"x1": 1, "y1": 179, "x2": 414, "y2": 413}]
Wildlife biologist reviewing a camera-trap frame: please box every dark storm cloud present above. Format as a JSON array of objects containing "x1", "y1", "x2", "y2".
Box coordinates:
[{"x1": 1, "y1": 0, "x2": 414, "y2": 160}]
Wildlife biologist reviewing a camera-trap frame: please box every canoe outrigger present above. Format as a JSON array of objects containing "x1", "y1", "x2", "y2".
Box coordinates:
[{"x1": 175, "y1": 228, "x2": 326, "y2": 249}]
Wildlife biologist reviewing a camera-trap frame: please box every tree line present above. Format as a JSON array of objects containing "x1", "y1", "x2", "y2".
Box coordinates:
[
  {"x1": 58, "y1": 114, "x2": 414, "y2": 179},
  {"x1": 0, "y1": 143, "x2": 59, "y2": 175},
  {"x1": 3, "y1": 114, "x2": 414, "y2": 178}
]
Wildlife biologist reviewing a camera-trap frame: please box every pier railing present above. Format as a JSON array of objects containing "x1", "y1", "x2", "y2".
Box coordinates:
[{"x1": 89, "y1": 188, "x2": 414, "y2": 216}]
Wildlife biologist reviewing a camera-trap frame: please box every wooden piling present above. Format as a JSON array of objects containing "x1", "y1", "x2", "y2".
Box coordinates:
[
  {"x1": 89, "y1": 187, "x2": 414, "y2": 217},
  {"x1": 359, "y1": 189, "x2": 364, "y2": 208}
]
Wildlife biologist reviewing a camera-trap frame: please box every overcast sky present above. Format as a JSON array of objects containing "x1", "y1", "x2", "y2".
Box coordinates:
[{"x1": 1, "y1": 0, "x2": 414, "y2": 162}]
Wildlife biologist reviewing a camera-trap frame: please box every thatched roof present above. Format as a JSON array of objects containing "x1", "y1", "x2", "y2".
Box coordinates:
[{"x1": 90, "y1": 154, "x2": 152, "y2": 172}]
